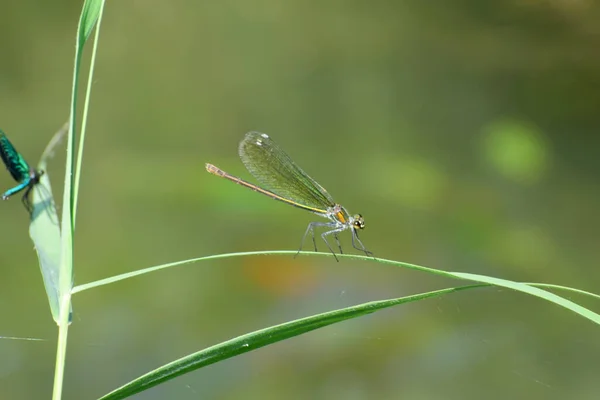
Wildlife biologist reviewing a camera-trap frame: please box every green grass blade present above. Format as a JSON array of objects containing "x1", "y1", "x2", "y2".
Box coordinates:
[
  {"x1": 79, "y1": 0, "x2": 103, "y2": 42},
  {"x1": 59, "y1": 0, "x2": 103, "y2": 302},
  {"x1": 58, "y1": 0, "x2": 104, "y2": 318},
  {"x1": 73, "y1": 251, "x2": 600, "y2": 325},
  {"x1": 29, "y1": 123, "x2": 68, "y2": 323},
  {"x1": 98, "y1": 285, "x2": 478, "y2": 400},
  {"x1": 53, "y1": 2, "x2": 105, "y2": 399},
  {"x1": 63, "y1": 0, "x2": 101, "y2": 230},
  {"x1": 451, "y1": 272, "x2": 600, "y2": 323},
  {"x1": 82, "y1": 251, "x2": 597, "y2": 398},
  {"x1": 74, "y1": 0, "x2": 105, "y2": 224},
  {"x1": 523, "y1": 283, "x2": 600, "y2": 301},
  {"x1": 62, "y1": 0, "x2": 103, "y2": 246}
]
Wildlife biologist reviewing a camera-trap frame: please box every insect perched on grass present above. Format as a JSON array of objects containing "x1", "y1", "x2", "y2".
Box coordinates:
[
  {"x1": 206, "y1": 131, "x2": 372, "y2": 261},
  {"x1": 0, "y1": 129, "x2": 44, "y2": 213}
]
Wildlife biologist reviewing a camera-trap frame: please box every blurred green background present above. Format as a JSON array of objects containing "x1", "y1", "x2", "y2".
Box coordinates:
[{"x1": 1, "y1": 1, "x2": 599, "y2": 399}]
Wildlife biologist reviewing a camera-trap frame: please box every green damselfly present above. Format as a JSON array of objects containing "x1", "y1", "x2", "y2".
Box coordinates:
[
  {"x1": 206, "y1": 131, "x2": 372, "y2": 260},
  {"x1": 0, "y1": 129, "x2": 43, "y2": 213}
]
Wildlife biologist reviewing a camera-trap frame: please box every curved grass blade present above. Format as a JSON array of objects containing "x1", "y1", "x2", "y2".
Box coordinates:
[
  {"x1": 98, "y1": 285, "x2": 476, "y2": 400},
  {"x1": 83, "y1": 251, "x2": 598, "y2": 398},
  {"x1": 451, "y1": 271, "x2": 599, "y2": 323},
  {"x1": 29, "y1": 123, "x2": 69, "y2": 323},
  {"x1": 73, "y1": 251, "x2": 600, "y2": 325}
]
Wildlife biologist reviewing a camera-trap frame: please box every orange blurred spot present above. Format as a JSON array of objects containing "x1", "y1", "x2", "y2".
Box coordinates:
[{"x1": 242, "y1": 256, "x2": 318, "y2": 297}]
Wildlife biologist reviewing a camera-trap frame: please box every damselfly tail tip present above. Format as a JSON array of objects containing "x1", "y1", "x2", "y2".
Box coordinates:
[{"x1": 206, "y1": 163, "x2": 227, "y2": 178}]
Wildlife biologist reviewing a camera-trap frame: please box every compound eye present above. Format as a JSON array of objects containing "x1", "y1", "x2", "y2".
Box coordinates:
[{"x1": 353, "y1": 214, "x2": 365, "y2": 229}]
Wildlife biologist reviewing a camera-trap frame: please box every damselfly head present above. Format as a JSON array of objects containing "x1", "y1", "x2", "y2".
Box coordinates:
[{"x1": 353, "y1": 214, "x2": 365, "y2": 229}]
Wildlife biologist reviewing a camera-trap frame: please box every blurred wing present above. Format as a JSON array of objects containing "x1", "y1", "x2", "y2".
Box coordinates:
[
  {"x1": 238, "y1": 131, "x2": 335, "y2": 211},
  {"x1": 0, "y1": 130, "x2": 30, "y2": 182}
]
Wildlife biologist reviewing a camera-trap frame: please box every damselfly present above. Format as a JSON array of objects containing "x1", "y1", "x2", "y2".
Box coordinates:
[
  {"x1": 0, "y1": 129, "x2": 43, "y2": 213},
  {"x1": 206, "y1": 131, "x2": 372, "y2": 260}
]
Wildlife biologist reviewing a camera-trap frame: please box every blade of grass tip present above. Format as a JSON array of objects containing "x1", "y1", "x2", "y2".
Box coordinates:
[
  {"x1": 99, "y1": 285, "x2": 478, "y2": 400},
  {"x1": 29, "y1": 123, "x2": 68, "y2": 323},
  {"x1": 80, "y1": 0, "x2": 104, "y2": 42},
  {"x1": 527, "y1": 283, "x2": 600, "y2": 301},
  {"x1": 357, "y1": 254, "x2": 600, "y2": 325},
  {"x1": 74, "y1": 0, "x2": 105, "y2": 225},
  {"x1": 451, "y1": 271, "x2": 600, "y2": 325}
]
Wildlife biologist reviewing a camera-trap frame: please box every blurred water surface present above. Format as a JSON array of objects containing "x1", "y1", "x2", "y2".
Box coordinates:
[{"x1": 0, "y1": 1, "x2": 599, "y2": 399}]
